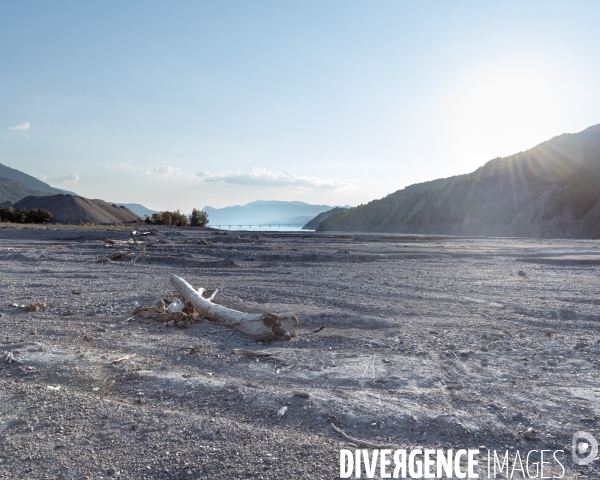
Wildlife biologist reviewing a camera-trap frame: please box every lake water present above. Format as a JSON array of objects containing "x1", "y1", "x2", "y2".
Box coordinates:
[{"x1": 211, "y1": 225, "x2": 313, "y2": 232}]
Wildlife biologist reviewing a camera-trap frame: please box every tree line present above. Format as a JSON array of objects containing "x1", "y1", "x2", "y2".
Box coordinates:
[
  {"x1": 143, "y1": 208, "x2": 209, "y2": 227},
  {"x1": 0, "y1": 207, "x2": 53, "y2": 223}
]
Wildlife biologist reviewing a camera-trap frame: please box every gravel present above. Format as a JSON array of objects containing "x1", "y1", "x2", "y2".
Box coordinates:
[{"x1": 1, "y1": 225, "x2": 600, "y2": 478}]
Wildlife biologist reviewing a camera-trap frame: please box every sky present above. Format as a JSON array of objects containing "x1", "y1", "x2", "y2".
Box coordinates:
[{"x1": 1, "y1": 0, "x2": 600, "y2": 211}]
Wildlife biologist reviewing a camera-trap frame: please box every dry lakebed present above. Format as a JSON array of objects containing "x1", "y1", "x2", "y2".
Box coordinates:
[{"x1": 1, "y1": 225, "x2": 600, "y2": 479}]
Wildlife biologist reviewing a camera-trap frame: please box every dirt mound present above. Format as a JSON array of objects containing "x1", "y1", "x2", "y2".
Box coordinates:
[{"x1": 14, "y1": 194, "x2": 141, "y2": 224}]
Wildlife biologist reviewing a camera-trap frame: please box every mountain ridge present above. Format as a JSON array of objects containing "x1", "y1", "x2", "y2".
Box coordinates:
[
  {"x1": 0, "y1": 162, "x2": 78, "y2": 203},
  {"x1": 202, "y1": 200, "x2": 332, "y2": 226},
  {"x1": 319, "y1": 124, "x2": 600, "y2": 237}
]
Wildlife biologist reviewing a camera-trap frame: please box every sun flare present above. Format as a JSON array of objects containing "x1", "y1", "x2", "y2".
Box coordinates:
[{"x1": 452, "y1": 66, "x2": 572, "y2": 173}]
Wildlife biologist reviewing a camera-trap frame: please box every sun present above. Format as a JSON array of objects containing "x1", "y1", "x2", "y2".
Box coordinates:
[{"x1": 451, "y1": 64, "x2": 572, "y2": 174}]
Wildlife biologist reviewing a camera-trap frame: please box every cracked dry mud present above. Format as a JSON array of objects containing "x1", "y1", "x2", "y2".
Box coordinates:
[{"x1": 1, "y1": 226, "x2": 600, "y2": 479}]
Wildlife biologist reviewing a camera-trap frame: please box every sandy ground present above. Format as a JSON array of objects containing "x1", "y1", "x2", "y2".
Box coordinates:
[{"x1": 1, "y1": 225, "x2": 600, "y2": 479}]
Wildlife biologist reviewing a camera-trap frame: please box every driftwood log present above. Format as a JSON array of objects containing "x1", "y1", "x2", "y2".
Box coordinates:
[{"x1": 170, "y1": 274, "x2": 298, "y2": 340}]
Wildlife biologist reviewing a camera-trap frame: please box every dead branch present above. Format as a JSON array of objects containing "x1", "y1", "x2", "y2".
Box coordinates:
[
  {"x1": 170, "y1": 274, "x2": 298, "y2": 340},
  {"x1": 104, "y1": 238, "x2": 144, "y2": 246},
  {"x1": 3, "y1": 351, "x2": 24, "y2": 364},
  {"x1": 331, "y1": 423, "x2": 394, "y2": 449},
  {"x1": 1, "y1": 342, "x2": 27, "y2": 349},
  {"x1": 132, "y1": 245, "x2": 146, "y2": 265},
  {"x1": 97, "y1": 251, "x2": 135, "y2": 263}
]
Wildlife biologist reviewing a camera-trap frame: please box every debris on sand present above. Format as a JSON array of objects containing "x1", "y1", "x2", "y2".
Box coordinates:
[
  {"x1": 104, "y1": 238, "x2": 144, "y2": 246},
  {"x1": 96, "y1": 250, "x2": 136, "y2": 262},
  {"x1": 23, "y1": 302, "x2": 46, "y2": 312},
  {"x1": 3, "y1": 351, "x2": 24, "y2": 364},
  {"x1": 171, "y1": 274, "x2": 298, "y2": 340},
  {"x1": 331, "y1": 423, "x2": 394, "y2": 449},
  {"x1": 132, "y1": 297, "x2": 201, "y2": 329},
  {"x1": 111, "y1": 354, "x2": 136, "y2": 366}
]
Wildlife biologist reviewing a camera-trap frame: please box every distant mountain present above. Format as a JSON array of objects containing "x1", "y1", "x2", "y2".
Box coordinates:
[
  {"x1": 14, "y1": 195, "x2": 141, "y2": 224},
  {"x1": 202, "y1": 200, "x2": 332, "y2": 226},
  {"x1": 303, "y1": 207, "x2": 349, "y2": 230},
  {"x1": 319, "y1": 124, "x2": 600, "y2": 238},
  {"x1": 113, "y1": 203, "x2": 157, "y2": 218},
  {"x1": 0, "y1": 176, "x2": 55, "y2": 203},
  {"x1": 0, "y1": 163, "x2": 68, "y2": 195},
  {"x1": 0, "y1": 162, "x2": 79, "y2": 203}
]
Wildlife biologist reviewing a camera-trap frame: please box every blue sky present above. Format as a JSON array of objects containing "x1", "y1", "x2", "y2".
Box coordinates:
[{"x1": 2, "y1": 1, "x2": 599, "y2": 210}]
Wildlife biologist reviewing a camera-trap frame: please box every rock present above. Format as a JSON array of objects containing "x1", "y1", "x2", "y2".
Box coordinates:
[
  {"x1": 523, "y1": 427, "x2": 540, "y2": 441},
  {"x1": 293, "y1": 391, "x2": 310, "y2": 399},
  {"x1": 459, "y1": 351, "x2": 469, "y2": 357},
  {"x1": 277, "y1": 406, "x2": 288, "y2": 417},
  {"x1": 167, "y1": 298, "x2": 185, "y2": 313}
]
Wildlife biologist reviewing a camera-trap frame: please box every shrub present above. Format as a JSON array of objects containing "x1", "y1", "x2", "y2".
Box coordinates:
[
  {"x1": 190, "y1": 208, "x2": 209, "y2": 227},
  {"x1": 143, "y1": 209, "x2": 206, "y2": 227},
  {"x1": 0, "y1": 207, "x2": 53, "y2": 224}
]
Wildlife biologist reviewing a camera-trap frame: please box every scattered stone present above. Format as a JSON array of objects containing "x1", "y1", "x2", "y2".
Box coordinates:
[
  {"x1": 523, "y1": 427, "x2": 540, "y2": 441},
  {"x1": 277, "y1": 406, "x2": 288, "y2": 417},
  {"x1": 293, "y1": 391, "x2": 310, "y2": 399}
]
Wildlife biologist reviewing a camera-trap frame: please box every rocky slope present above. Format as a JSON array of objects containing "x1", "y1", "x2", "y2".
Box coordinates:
[
  {"x1": 302, "y1": 207, "x2": 348, "y2": 230},
  {"x1": 14, "y1": 195, "x2": 140, "y2": 224},
  {"x1": 319, "y1": 124, "x2": 600, "y2": 237},
  {"x1": 0, "y1": 177, "x2": 54, "y2": 204}
]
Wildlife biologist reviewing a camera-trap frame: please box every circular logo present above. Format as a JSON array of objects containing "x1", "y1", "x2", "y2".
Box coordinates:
[{"x1": 572, "y1": 431, "x2": 598, "y2": 466}]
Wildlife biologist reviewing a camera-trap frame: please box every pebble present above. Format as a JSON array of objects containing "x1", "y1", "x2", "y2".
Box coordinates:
[{"x1": 277, "y1": 406, "x2": 288, "y2": 417}]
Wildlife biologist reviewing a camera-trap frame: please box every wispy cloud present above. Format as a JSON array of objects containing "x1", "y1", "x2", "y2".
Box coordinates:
[
  {"x1": 146, "y1": 165, "x2": 181, "y2": 175},
  {"x1": 9, "y1": 122, "x2": 30, "y2": 132},
  {"x1": 195, "y1": 167, "x2": 349, "y2": 189},
  {"x1": 48, "y1": 173, "x2": 80, "y2": 184}
]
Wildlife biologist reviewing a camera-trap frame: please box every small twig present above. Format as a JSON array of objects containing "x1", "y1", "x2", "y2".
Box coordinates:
[
  {"x1": 207, "y1": 289, "x2": 218, "y2": 302},
  {"x1": 121, "y1": 316, "x2": 137, "y2": 324},
  {"x1": 307, "y1": 325, "x2": 326, "y2": 335},
  {"x1": 111, "y1": 354, "x2": 136, "y2": 366},
  {"x1": 132, "y1": 245, "x2": 146, "y2": 265},
  {"x1": 331, "y1": 423, "x2": 394, "y2": 449}
]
